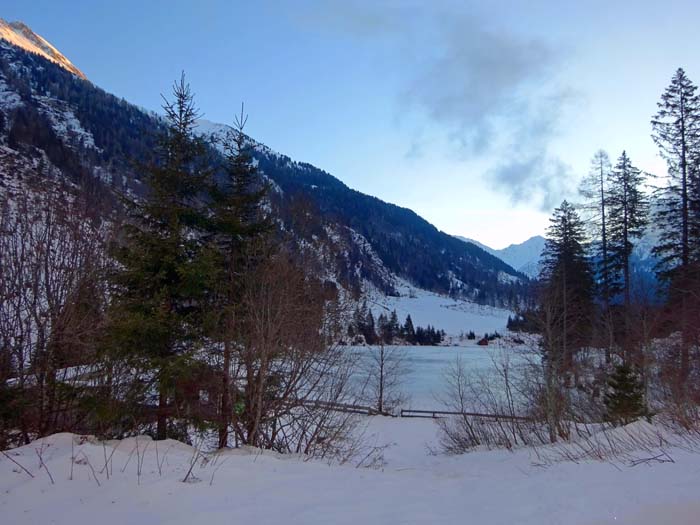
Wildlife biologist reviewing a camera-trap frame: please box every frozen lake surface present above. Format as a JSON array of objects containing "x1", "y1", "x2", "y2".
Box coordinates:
[{"x1": 351, "y1": 342, "x2": 532, "y2": 409}]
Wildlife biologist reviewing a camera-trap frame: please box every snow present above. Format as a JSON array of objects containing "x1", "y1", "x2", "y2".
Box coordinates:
[
  {"x1": 194, "y1": 118, "x2": 287, "y2": 164},
  {"x1": 353, "y1": 344, "x2": 521, "y2": 408},
  {"x1": 35, "y1": 96, "x2": 98, "y2": 151},
  {"x1": 0, "y1": 19, "x2": 86, "y2": 79},
  {"x1": 457, "y1": 235, "x2": 545, "y2": 278},
  {"x1": 367, "y1": 279, "x2": 512, "y2": 337},
  {"x1": 0, "y1": 78, "x2": 22, "y2": 110},
  {"x1": 2, "y1": 422, "x2": 700, "y2": 525}
]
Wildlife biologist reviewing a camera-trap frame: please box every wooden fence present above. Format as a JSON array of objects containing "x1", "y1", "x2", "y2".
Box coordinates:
[{"x1": 400, "y1": 409, "x2": 533, "y2": 421}]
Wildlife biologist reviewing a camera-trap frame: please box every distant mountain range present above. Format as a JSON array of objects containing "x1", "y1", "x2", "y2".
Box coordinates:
[
  {"x1": 457, "y1": 230, "x2": 663, "y2": 303},
  {"x1": 0, "y1": 21, "x2": 530, "y2": 308},
  {"x1": 456, "y1": 236, "x2": 545, "y2": 278}
]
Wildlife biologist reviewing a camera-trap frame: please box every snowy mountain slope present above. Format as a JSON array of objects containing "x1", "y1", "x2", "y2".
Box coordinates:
[
  {"x1": 0, "y1": 19, "x2": 86, "y2": 79},
  {"x1": 366, "y1": 278, "x2": 511, "y2": 337},
  {"x1": 457, "y1": 235, "x2": 545, "y2": 278},
  {"x1": 201, "y1": 119, "x2": 528, "y2": 300},
  {"x1": 0, "y1": 22, "x2": 529, "y2": 314}
]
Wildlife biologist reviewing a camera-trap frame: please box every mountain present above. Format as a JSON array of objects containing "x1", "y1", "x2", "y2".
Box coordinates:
[
  {"x1": 457, "y1": 235, "x2": 545, "y2": 278},
  {"x1": 0, "y1": 23, "x2": 529, "y2": 307},
  {"x1": 0, "y1": 19, "x2": 85, "y2": 79}
]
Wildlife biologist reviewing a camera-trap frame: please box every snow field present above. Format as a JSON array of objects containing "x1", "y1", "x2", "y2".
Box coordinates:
[{"x1": 2, "y1": 420, "x2": 700, "y2": 525}]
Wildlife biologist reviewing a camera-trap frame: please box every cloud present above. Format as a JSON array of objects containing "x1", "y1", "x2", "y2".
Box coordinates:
[
  {"x1": 488, "y1": 154, "x2": 573, "y2": 212},
  {"x1": 295, "y1": 1, "x2": 577, "y2": 210},
  {"x1": 402, "y1": 17, "x2": 559, "y2": 153}
]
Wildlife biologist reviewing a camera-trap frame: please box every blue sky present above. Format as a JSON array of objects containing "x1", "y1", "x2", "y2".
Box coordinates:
[{"x1": 3, "y1": 0, "x2": 699, "y2": 247}]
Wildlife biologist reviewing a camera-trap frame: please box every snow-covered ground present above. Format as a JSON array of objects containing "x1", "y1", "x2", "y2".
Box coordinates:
[
  {"x1": 367, "y1": 281, "x2": 512, "y2": 337},
  {"x1": 2, "y1": 422, "x2": 699, "y2": 525},
  {"x1": 2, "y1": 281, "x2": 694, "y2": 524}
]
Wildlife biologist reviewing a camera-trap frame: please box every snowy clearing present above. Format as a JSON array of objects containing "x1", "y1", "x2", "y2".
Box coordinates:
[{"x1": 2, "y1": 421, "x2": 699, "y2": 525}]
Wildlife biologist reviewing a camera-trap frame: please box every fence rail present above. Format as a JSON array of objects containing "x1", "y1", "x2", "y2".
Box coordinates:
[
  {"x1": 400, "y1": 409, "x2": 533, "y2": 421},
  {"x1": 293, "y1": 402, "x2": 533, "y2": 421},
  {"x1": 295, "y1": 399, "x2": 382, "y2": 416}
]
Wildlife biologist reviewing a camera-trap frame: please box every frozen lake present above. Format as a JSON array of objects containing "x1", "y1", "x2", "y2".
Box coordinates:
[{"x1": 350, "y1": 342, "x2": 532, "y2": 409}]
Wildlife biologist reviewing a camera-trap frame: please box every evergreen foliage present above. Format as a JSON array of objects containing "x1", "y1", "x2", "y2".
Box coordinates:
[
  {"x1": 651, "y1": 68, "x2": 700, "y2": 277},
  {"x1": 540, "y1": 201, "x2": 595, "y2": 367},
  {"x1": 403, "y1": 314, "x2": 416, "y2": 342},
  {"x1": 651, "y1": 67, "x2": 700, "y2": 383},
  {"x1": 506, "y1": 313, "x2": 538, "y2": 333},
  {"x1": 604, "y1": 364, "x2": 648, "y2": 425},
  {"x1": 203, "y1": 105, "x2": 271, "y2": 448},
  {"x1": 105, "y1": 75, "x2": 212, "y2": 440},
  {"x1": 606, "y1": 151, "x2": 649, "y2": 307},
  {"x1": 349, "y1": 306, "x2": 443, "y2": 345}
]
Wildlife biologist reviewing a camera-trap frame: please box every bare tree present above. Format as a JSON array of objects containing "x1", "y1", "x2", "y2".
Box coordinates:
[
  {"x1": 223, "y1": 245, "x2": 359, "y2": 458},
  {"x1": 436, "y1": 352, "x2": 549, "y2": 453},
  {"x1": 359, "y1": 344, "x2": 407, "y2": 415},
  {"x1": 0, "y1": 175, "x2": 110, "y2": 447}
]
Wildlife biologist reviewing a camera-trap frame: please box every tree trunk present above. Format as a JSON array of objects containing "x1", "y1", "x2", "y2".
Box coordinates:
[
  {"x1": 378, "y1": 346, "x2": 385, "y2": 414},
  {"x1": 218, "y1": 337, "x2": 232, "y2": 448},
  {"x1": 157, "y1": 382, "x2": 167, "y2": 441},
  {"x1": 599, "y1": 159, "x2": 611, "y2": 364}
]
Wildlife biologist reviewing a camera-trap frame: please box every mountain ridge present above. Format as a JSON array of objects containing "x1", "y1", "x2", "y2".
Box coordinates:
[
  {"x1": 0, "y1": 24, "x2": 529, "y2": 308},
  {"x1": 0, "y1": 19, "x2": 86, "y2": 79},
  {"x1": 456, "y1": 235, "x2": 545, "y2": 278}
]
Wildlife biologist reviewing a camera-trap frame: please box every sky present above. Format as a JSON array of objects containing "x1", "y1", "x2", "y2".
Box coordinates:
[{"x1": 2, "y1": 0, "x2": 699, "y2": 248}]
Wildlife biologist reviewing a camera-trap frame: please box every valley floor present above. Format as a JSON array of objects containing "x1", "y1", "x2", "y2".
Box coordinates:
[{"x1": 2, "y1": 417, "x2": 699, "y2": 525}]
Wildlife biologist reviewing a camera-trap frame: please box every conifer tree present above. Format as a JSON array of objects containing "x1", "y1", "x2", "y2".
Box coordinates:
[
  {"x1": 604, "y1": 364, "x2": 647, "y2": 426},
  {"x1": 651, "y1": 68, "x2": 700, "y2": 276},
  {"x1": 377, "y1": 313, "x2": 388, "y2": 343},
  {"x1": 403, "y1": 314, "x2": 415, "y2": 343},
  {"x1": 365, "y1": 310, "x2": 377, "y2": 345},
  {"x1": 388, "y1": 310, "x2": 400, "y2": 342},
  {"x1": 107, "y1": 74, "x2": 212, "y2": 440},
  {"x1": 578, "y1": 150, "x2": 613, "y2": 306},
  {"x1": 651, "y1": 68, "x2": 700, "y2": 382},
  {"x1": 205, "y1": 104, "x2": 270, "y2": 448},
  {"x1": 539, "y1": 201, "x2": 594, "y2": 372},
  {"x1": 352, "y1": 303, "x2": 367, "y2": 339},
  {"x1": 538, "y1": 201, "x2": 594, "y2": 441},
  {"x1": 606, "y1": 151, "x2": 648, "y2": 309}
]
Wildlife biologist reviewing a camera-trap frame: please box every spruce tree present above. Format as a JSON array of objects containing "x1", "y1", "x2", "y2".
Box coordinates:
[
  {"x1": 604, "y1": 364, "x2": 647, "y2": 426},
  {"x1": 606, "y1": 151, "x2": 648, "y2": 308},
  {"x1": 107, "y1": 75, "x2": 212, "y2": 440},
  {"x1": 651, "y1": 68, "x2": 700, "y2": 276},
  {"x1": 651, "y1": 68, "x2": 700, "y2": 382},
  {"x1": 352, "y1": 303, "x2": 366, "y2": 340},
  {"x1": 205, "y1": 104, "x2": 270, "y2": 448},
  {"x1": 539, "y1": 201, "x2": 594, "y2": 441},
  {"x1": 540, "y1": 201, "x2": 595, "y2": 371},
  {"x1": 365, "y1": 310, "x2": 377, "y2": 345},
  {"x1": 378, "y1": 313, "x2": 388, "y2": 343},
  {"x1": 403, "y1": 314, "x2": 415, "y2": 343},
  {"x1": 388, "y1": 310, "x2": 400, "y2": 342}
]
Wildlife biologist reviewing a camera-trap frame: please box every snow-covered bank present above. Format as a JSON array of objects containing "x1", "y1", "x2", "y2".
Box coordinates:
[{"x1": 2, "y1": 421, "x2": 699, "y2": 525}]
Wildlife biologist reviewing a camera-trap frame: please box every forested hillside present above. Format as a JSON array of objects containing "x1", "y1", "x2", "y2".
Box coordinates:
[{"x1": 0, "y1": 38, "x2": 528, "y2": 306}]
